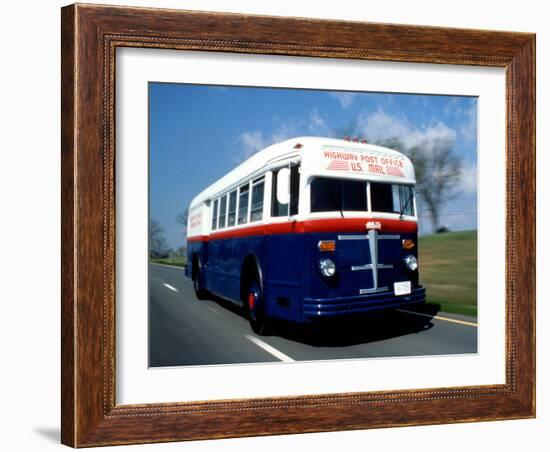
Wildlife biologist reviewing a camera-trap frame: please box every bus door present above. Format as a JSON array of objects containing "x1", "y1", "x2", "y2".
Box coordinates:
[{"x1": 266, "y1": 165, "x2": 303, "y2": 319}]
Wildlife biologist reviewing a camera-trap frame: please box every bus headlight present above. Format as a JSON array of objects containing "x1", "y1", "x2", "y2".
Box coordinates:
[
  {"x1": 319, "y1": 258, "x2": 336, "y2": 277},
  {"x1": 404, "y1": 254, "x2": 418, "y2": 271}
]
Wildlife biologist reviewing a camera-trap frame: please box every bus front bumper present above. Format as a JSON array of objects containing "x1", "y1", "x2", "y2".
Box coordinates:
[{"x1": 302, "y1": 286, "x2": 426, "y2": 318}]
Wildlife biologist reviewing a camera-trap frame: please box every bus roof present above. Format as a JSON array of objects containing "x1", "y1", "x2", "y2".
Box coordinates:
[{"x1": 189, "y1": 136, "x2": 415, "y2": 210}]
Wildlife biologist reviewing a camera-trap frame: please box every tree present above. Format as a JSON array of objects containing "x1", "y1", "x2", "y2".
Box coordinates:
[
  {"x1": 149, "y1": 218, "x2": 169, "y2": 258},
  {"x1": 175, "y1": 207, "x2": 189, "y2": 241},
  {"x1": 333, "y1": 120, "x2": 358, "y2": 139},
  {"x1": 374, "y1": 137, "x2": 406, "y2": 153},
  {"x1": 405, "y1": 137, "x2": 462, "y2": 231},
  {"x1": 175, "y1": 207, "x2": 188, "y2": 229},
  {"x1": 371, "y1": 136, "x2": 462, "y2": 231}
]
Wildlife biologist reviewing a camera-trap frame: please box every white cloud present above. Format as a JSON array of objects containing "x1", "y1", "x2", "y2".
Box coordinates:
[
  {"x1": 411, "y1": 122, "x2": 457, "y2": 151},
  {"x1": 238, "y1": 110, "x2": 330, "y2": 162},
  {"x1": 443, "y1": 98, "x2": 477, "y2": 143},
  {"x1": 270, "y1": 122, "x2": 297, "y2": 144},
  {"x1": 330, "y1": 92, "x2": 359, "y2": 109},
  {"x1": 238, "y1": 121, "x2": 298, "y2": 162},
  {"x1": 357, "y1": 109, "x2": 410, "y2": 144},
  {"x1": 443, "y1": 97, "x2": 461, "y2": 118},
  {"x1": 459, "y1": 160, "x2": 478, "y2": 194},
  {"x1": 459, "y1": 103, "x2": 477, "y2": 143},
  {"x1": 239, "y1": 131, "x2": 265, "y2": 160},
  {"x1": 308, "y1": 109, "x2": 328, "y2": 134},
  {"x1": 357, "y1": 109, "x2": 457, "y2": 151}
]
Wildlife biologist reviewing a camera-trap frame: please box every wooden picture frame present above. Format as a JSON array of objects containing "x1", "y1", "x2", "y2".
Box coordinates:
[{"x1": 61, "y1": 3, "x2": 535, "y2": 447}]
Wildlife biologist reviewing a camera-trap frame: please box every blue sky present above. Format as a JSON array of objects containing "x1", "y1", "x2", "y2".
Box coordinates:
[{"x1": 149, "y1": 83, "x2": 477, "y2": 249}]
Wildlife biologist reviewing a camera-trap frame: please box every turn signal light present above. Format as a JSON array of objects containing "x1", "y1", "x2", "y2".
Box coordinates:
[
  {"x1": 318, "y1": 240, "x2": 336, "y2": 252},
  {"x1": 402, "y1": 239, "x2": 415, "y2": 250}
]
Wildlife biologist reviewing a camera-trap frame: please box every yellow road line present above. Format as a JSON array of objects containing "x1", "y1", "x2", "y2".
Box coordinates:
[{"x1": 396, "y1": 309, "x2": 478, "y2": 327}]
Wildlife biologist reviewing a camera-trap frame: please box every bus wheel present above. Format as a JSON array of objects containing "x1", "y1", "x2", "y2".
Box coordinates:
[
  {"x1": 246, "y1": 276, "x2": 270, "y2": 335},
  {"x1": 192, "y1": 258, "x2": 208, "y2": 300}
]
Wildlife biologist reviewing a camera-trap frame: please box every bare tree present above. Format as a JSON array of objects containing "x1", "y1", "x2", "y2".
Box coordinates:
[
  {"x1": 149, "y1": 218, "x2": 169, "y2": 257},
  {"x1": 175, "y1": 207, "x2": 189, "y2": 242},
  {"x1": 333, "y1": 121, "x2": 358, "y2": 139},
  {"x1": 175, "y1": 207, "x2": 189, "y2": 228},
  {"x1": 374, "y1": 137, "x2": 406, "y2": 153},
  {"x1": 406, "y1": 138, "x2": 462, "y2": 230}
]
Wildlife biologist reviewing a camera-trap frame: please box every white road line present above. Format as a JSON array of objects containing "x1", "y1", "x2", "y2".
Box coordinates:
[
  {"x1": 245, "y1": 335, "x2": 295, "y2": 362},
  {"x1": 396, "y1": 309, "x2": 478, "y2": 327},
  {"x1": 162, "y1": 283, "x2": 179, "y2": 292},
  {"x1": 206, "y1": 306, "x2": 220, "y2": 316}
]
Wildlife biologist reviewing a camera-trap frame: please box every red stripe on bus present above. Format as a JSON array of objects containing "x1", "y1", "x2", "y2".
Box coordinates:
[
  {"x1": 187, "y1": 235, "x2": 210, "y2": 242},
  {"x1": 187, "y1": 218, "x2": 416, "y2": 242},
  {"x1": 302, "y1": 218, "x2": 417, "y2": 234}
]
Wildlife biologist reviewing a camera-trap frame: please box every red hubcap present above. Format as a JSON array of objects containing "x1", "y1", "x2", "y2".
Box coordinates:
[{"x1": 248, "y1": 292, "x2": 255, "y2": 310}]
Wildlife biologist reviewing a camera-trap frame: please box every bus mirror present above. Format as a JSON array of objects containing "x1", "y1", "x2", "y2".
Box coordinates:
[{"x1": 276, "y1": 168, "x2": 290, "y2": 205}]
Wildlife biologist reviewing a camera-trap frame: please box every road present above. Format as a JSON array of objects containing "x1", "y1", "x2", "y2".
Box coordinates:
[{"x1": 149, "y1": 263, "x2": 477, "y2": 367}]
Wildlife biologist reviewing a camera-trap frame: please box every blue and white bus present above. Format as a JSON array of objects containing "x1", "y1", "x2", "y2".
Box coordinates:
[{"x1": 186, "y1": 137, "x2": 426, "y2": 334}]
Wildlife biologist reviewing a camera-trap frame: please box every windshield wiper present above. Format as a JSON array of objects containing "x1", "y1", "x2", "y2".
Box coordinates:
[
  {"x1": 399, "y1": 191, "x2": 413, "y2": 219},
  {"x1": 326, "y1": 181, "x2": 344, "y2": 218}
]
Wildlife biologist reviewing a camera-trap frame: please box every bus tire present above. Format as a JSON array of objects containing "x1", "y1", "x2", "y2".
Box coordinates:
[
  {"x1": 245, "y1": 271, "x2": 270, "y2": 335},
  {"x1": 192, "y1": 256, "x2": 208, "y2": 300}
]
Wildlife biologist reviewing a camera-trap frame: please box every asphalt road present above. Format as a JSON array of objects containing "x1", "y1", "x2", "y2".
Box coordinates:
[{"x1": 149, "y1": 263, "x2": 478, "y2": 367}]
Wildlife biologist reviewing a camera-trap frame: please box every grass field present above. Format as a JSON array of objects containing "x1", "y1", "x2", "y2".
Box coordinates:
[
  {"x1": 150, "y1": 255, "x2": 187, "y2": 268},
  {"x1": 419, "y1": 230, "x2": 477, "y2": 317}
]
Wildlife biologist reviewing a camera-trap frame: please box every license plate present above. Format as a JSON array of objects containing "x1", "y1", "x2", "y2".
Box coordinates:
[{"x1": 394, "y1": 281, "x2": 411, "y2": 296}]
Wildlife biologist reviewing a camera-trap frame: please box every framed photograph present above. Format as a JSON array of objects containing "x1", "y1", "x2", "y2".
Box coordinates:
[{"x1": 61, "y1": 3, "x2": 535, "y2": 447}]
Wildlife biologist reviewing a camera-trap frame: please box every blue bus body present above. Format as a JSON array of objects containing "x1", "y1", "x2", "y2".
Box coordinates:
[{"x1": 186, "y1": 222, "x2": 425, "y2": 323}]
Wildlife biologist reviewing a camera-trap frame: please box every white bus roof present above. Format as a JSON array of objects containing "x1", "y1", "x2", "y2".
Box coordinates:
[{"x1": 189, "y1": 136, "x2": 415, "y2": 210}]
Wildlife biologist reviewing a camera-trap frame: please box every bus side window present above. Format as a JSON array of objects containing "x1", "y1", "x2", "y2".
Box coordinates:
[
  {"x1": 227, "y1": 190, "x2": 237, "y2": 227},
  {"x1": 250, "y1": 177, "x2": 265, "y2": 222},
  {"x1": 238, "y1": 184, "x2": 249, "y2": 224},
  {"x1": 289, "y1": 164, "x2": 300, "y2": 216},
  {"x1": 219, "y1": 194, "x2": 227, "y2": 229},
  {"x1": 271, "y1": 168, "x2": 286, "y2": 217},
  {"x1": 211, "y1": 198, "x2": 219, "y2": 230},
  {"x1": 271, "y1": 164, "x2": 300, "y2": 217}
]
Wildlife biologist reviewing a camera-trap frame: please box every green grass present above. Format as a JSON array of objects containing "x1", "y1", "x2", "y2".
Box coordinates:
[
  {"x1": 150, "y1": 255, "x2": 187, "y2": 268},
  {"x1": 418, "y1": 230, "x2": 477, "y2": 317}
]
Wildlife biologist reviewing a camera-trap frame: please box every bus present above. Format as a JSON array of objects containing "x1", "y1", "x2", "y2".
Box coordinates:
[{"x1": 186, "y1": 137, "x2": 426, "y2": 334}]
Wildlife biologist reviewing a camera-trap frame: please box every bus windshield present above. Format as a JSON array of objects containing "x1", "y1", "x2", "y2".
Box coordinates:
[
  {"x1": 311, "y1": 178, "x2": 367, "y2": 213},
  {"x1": 310, "y1": 177, "x2": 415, "y2": 216}
]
